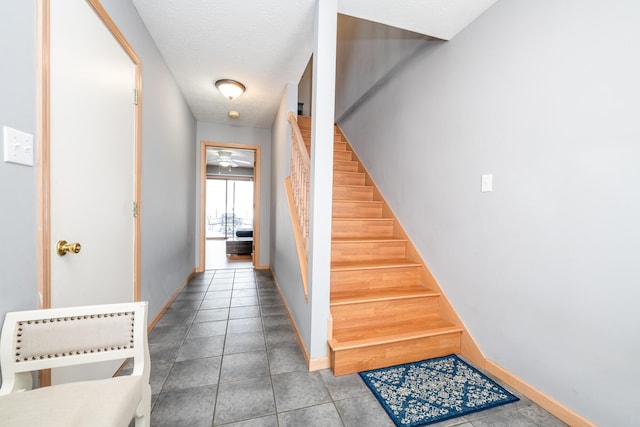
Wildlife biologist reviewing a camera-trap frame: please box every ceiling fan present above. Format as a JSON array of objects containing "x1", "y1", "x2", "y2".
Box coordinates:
[{"x1": 215, "y1": 150, "x2": 252, "y2": 168}]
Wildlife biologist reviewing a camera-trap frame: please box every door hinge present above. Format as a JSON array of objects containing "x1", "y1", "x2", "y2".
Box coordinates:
[
  {"x1": 134, "y1": 89, "x2": 138, "y2": 105},
  {"x1": 133, "y1": 201, "x2": 138, "y2": 218}
]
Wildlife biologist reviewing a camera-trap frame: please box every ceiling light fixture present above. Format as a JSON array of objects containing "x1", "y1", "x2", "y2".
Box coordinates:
[
  {"x1": 228, "y1": 110, "x2": 240, "y2": 119},
  {"x1": 215, "y1": 79, "x2": 246, "y2": 100},
  {"x1": 217, "y1": 151, "x2": 232, "y2": 167}
]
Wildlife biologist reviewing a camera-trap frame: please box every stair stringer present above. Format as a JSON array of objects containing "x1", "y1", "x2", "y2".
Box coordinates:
[{"x1": 335, "y1": 125, "x2": 486, "y2": 369}]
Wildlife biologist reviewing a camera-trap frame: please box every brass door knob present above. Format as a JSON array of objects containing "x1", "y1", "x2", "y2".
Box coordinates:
[{"x1": 57, "y1": 240, "x2": 81, "y2": 256}]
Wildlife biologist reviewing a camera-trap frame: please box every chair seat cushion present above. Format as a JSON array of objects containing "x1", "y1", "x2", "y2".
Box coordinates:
[{"x1": 0, "y1": 375, "x2": 142, "y2": 427}]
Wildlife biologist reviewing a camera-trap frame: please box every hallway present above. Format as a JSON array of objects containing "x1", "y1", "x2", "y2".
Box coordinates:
[{"x1": 123, "y1": 268, "x2": 566, "y2": 426}]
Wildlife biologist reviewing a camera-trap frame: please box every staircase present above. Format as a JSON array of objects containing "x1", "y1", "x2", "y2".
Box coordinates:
[{"x1": 296, "y1": 116, "x2": 464, "y2": 376}]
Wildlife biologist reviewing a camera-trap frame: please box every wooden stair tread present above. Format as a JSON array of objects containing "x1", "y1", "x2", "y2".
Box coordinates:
[
  {"x1": 331, "y1": 285, "x2": 440, "y2": 306},
  {"x1": 333, "y1": 184, "x2": 373, "y2": 190},
  {"x1": 333, "y1": 199, "x2": 383, "y2": 205},
  {"x1": 332, "y1": 217, "x2": 390, "y2": 222},
  {"x1": 333, "y1": 171, "x2": 363, "y2": 176},
  {"x1": 331, "y1": 259, "x2": 421, "y2": 271},
  {"x1": 332, "y1": 237, "x2": 405, "y2": 243},
  {"x1": 330, "y1": 318, "x2": 461, "y2": 350}
]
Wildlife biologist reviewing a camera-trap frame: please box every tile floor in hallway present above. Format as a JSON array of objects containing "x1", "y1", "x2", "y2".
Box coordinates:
[{"x1": 125, "y1": 268, "x2": 568, "y2": 427}]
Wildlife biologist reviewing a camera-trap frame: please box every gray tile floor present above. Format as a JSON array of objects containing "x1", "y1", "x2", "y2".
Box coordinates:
[{"x1": 126, "y1": 268, "x2": 568, "y2": 426}]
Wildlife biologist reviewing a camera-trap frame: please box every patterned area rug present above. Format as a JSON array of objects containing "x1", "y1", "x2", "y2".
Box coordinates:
[{"x1": 359, "y1": 354, "x2": 519, "y2": 426}]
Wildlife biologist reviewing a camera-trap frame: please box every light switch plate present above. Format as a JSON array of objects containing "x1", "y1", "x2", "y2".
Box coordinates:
[
  {"x1": 3, "y1": 126, "x2": 34, "y2": 166},
  {"x1": 481, "y1": 174, "x2": 493, "y2": 192}
]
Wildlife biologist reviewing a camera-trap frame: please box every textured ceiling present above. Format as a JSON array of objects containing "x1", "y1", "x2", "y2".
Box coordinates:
[
  {"x1": 131, "y1": 0, "x2": 497, "y2": 128},
  {"x1": 131, "y1": 0, "x2": 316, "y2": 128}
]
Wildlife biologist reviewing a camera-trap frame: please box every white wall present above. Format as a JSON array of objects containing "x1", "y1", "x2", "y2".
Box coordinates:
[
  {"x1": 307, "y1": 0, "x2": 338, "y2": 360},
  {"x1": 270, "y1": 84, "x2": 313, "y2": 351},
  {"x1": 0, "y1": 0, "x2": 197, "y2": 351},
  {"x1": 196, "y1": 122, "x2": 272, "y2": 267},
  {"x1": 337, "y1": 1, "x2": 640, "y2": 425}
]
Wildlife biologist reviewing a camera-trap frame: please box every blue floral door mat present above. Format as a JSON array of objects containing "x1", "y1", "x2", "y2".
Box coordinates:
[{"x1": 359, "y1": 354, "x2": 519, "y2": 426}]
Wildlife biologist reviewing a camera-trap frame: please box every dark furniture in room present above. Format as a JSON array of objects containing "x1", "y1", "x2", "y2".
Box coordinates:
[{"x1": 226, "y1": 229, "x2": 253, "y2": 256}]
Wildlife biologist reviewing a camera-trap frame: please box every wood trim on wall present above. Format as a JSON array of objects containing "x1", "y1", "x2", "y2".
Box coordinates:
[
  {"x1": 485, "y1": 360, "x2": 597, "y2": 427},
  {"x1": 147, "y1": 268, "x2": 196, "y2": 332},
  {"x1": 37, "y1": 0, "x2": 51, "y2": 314},
  {"x1": 37, "y1": 0, "x2": 143, "y2": 311},
  {"x1": 199, "y1": 141, "x2": 261, "y2": 272},
  {"x1": 36, "y1": 0, "x2": 51, "y2": 389},
  {"x1": 37, "y1": 1, "x2": 142, "y2": 386},
  {"x1": 271, "y1": 273, "x2": 329, "y2": 371}
]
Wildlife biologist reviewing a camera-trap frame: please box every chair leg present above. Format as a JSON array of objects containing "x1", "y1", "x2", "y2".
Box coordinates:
[{"x1": 134, "y1": 384, "x2": 151, "y2": 427}]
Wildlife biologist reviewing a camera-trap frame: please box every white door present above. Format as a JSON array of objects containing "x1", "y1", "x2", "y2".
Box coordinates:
[{"x1": 48, "y1": 0, "x2": 137, "y2": 383}]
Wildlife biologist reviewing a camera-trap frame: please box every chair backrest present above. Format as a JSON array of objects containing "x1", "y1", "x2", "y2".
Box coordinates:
[{"x1": 0, "y1": 302, "x2": 148, "y2": 391}]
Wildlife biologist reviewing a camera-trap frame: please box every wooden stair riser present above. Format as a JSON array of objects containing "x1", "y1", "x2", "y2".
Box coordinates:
[
  {"x1": 333, "y1": 160, "x2": 359, "y2": 172},
  {"x1": 332, "y1": 186, "x2": 373, "y2": 201},
  {"x1": 332, "y1": 201, "x2": 382, "y2": 218},
  {"x1": 333, "y1": 141, "x2": 347, "y2": 151},
  {"x1": 299, "y1": 130, "x2": 342, "y2": 140},
  {"x1": 330, "y1": 266, "x2": 421, "y2": 292},
  {"x1": 332, "y1": 218, "x2": 393, "y2": 238},
  {"x1": 330, "y1": 333, "x2": 462, "y2": 376},
  {"x1": 333, "y1": 171, "x2": 366, "y2": 186},
  {"x1": 331, "y1": 240, "x2": 407, "y2": 263},
  {"x1": 331, "y1": 297, "x2": 439, "y2": 329},
  {"x1": 334, "y1": 150, "x2": 353, "y2": 162},
  {"x1": 298, "y1": 125, "x2": 340, "y2": 133}
]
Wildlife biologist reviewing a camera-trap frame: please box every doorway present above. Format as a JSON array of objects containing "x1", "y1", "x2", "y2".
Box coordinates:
[
  {"x1": 206, "y1": 179, "x2": 254, "y2": 240},
  {"x1": 200, "y1": 142, "x2": 261, "y2": 270},
  {"x1": 37, "y1": 0, "x2": 141, "y2": 385}
]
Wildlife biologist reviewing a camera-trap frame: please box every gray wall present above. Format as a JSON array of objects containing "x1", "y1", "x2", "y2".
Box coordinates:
[
  {"x1": 101, "y1": 0, "x2": 197, "y2": 320},
  {"x1": 0, "y1": 0, "x2": 197, "y2": 355},
  {"x1": 0, "y1": 1, "x2": 39, "y2": 331},
  {"x1": 197, "y1": 122, "x2": 272, "y2": 267},
  {"x1": 269, "y1": 84, "x2": 312, "y2": 352},
  {"x1": 335, "y1": 14, "x2": 430, "y2": 121},
  {"x1": 336, "y1": 1, "x2": 640, "y2": 425},
  {"x1": 298, "y1": 58, "x2": 313, "y2": 116}
]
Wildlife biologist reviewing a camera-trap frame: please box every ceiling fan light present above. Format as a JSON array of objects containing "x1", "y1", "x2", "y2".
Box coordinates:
[
  {"x1": 218, "y1": 160, "x2": 231, "y2": 167},
  {"x1": 215, "y1": 79, "x2": 246, "y2": 100}
]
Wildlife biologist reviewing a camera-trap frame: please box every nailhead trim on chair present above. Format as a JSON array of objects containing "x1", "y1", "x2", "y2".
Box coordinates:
[{"x1": 14, "y1": 311, "x2": 135, "y2": 362}]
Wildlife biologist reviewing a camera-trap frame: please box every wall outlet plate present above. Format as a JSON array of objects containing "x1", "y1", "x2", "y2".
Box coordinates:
[
  {"x1": 3, "y1": 126, "x2": 34, "y2": 166},
  {"x1": 481, "y1": 174, "x2": 493, "y2": 192}
]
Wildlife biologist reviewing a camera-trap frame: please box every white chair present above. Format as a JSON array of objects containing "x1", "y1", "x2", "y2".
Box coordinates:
[{"x1": 0, "y1": 301, "x2": 151, "y2": 427}]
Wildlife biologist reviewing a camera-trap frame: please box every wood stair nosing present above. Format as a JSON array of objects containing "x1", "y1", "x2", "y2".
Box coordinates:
[
  {"x1": 331, "y1": 259, "x2": 421, "y2": 272},
  {"x1": 330, "y1": 285, "x2": 440, "y2": 306},
  {"x1": 329, "y1": 319, "x2": 462, "y2": 350}
]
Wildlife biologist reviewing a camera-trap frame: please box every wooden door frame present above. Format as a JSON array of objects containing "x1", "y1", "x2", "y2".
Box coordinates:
[
  {"x1": 37, "y1": 0, "x2": 142, "y2": 314},
  {"x1": 199, "y1": 141, "x2": 261, "y2": 271}
]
